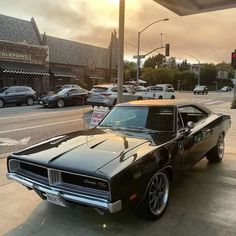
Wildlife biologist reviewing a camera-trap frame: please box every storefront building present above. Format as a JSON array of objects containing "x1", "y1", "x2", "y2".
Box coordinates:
[{"x1": 0, "y1": 14, "x2": 118, "y2": 94}]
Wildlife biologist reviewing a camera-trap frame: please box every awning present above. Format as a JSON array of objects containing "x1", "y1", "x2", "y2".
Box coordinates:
[
  {"x1": 154, "y1": 0, "x2": 236, "y2": 16},
  {"x1": 51, "y1": 69, "x2": 77, "y2": 78},
  {"x1": 0, "y1": 61, "x2": 49, "y2": 75},
  {"x1": 89, "y1": 76, "x2": 104, "y2": 80}
]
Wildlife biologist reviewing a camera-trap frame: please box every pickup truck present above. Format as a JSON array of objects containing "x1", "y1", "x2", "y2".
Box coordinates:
[{"x1": 136, "y1": 84, "x2": 175, "y2": 99}]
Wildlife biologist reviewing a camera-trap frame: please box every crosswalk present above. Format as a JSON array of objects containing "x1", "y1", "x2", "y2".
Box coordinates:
[{"x1": 186, "y1": 98, "x2": 230, "y2": 106}]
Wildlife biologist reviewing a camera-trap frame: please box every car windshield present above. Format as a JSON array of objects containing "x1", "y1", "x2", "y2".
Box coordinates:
[
  {"x1": 99, "y1": 106, "x2": 174, "y2": 132},
  {"x1": 0, "y1": 87, "x2": 9, "y2": 93}
]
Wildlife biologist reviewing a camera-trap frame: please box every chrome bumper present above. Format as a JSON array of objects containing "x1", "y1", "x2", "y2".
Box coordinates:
[{"x1": 7, "y1": 173, "x2": 122, "y2": 213}]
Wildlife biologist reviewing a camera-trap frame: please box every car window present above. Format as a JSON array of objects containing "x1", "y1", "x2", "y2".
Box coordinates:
[
  {"x1": 6, "y1": 87, "x2": 16, "y2": 93},
  {"x1": 16, "y1": 87, "x2": 28, "y2": 92},
  {"x1": 91, "y1": 87, "x2": 108, "y2": 93},
  {"x1": 0, "y1": 87, "x2": 9, "y2": 93},
  {"x1": 179, "y1": 105, "x2": 207, "y2": 125},
  {"x1": 111, "y1": 87, "x2": 117, "y2": 92},
  {"x1": 68, "y1": 89, "x2": 77, "y2": 95}
]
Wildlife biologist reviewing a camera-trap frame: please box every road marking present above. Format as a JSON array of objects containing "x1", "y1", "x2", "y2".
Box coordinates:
[
  {"x1": 0, "y1": 118, "x2": 87, "y2": 134},
  {"x1": 0, "y1": 107, "x2": 92, "y2": 121},
  {"x1": 0, "y1": 137, "x2": 31, "y2": 146}
]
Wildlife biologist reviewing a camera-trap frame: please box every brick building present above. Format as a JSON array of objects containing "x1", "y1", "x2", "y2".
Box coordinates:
[{"x1": 0, "y1": 14, "x2": 118, "y2": 94}]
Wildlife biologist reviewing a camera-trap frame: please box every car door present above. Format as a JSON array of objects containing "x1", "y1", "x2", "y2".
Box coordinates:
[
  {"x1": 4, "y1": 87, "x2": 17, "y2": 104},
  {"x1": 15, "y1": 87, "x2": 28, "y2": 103},
  {"x1": 122, "y1": 87, "x2": 135, "y2": 102},
  {"x1": 65, "y1": 89, "x2": 78, "y2": 105},
  {"x1": 179, "y1": 105, "x2": 211, "y2": 168}
]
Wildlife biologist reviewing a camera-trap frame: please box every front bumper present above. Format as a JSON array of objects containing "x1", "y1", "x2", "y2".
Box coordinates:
[{"x1": 7, "y1": 173, "x2": 122, "y2": 213}]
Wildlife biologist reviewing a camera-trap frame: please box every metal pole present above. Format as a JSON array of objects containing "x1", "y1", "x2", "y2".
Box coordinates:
[
  {"x1": 117, "y1": 0, "x2": 125, "y2": 104},
  {"x1": 198, "y1": 62, "x2": 200, "y2": 85},
  {"x1": 136, "y1": 32, "x2": 140, "y2": 85},
  {"x1": 234, "y1": 69, "x2": 236, "y2": 100}
]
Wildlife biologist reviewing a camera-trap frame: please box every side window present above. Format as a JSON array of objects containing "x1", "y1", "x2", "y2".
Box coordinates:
[
  {"x1": 69, "y1": 89, "x2": 77, "y2": 95},
  {"x1": 16, "y1": 87, "x2": 28, "y2": 93},
  {"x1": 111, "y1": 87, "x2": 117, "y2": 92},
  {"x1": 178, "y1": 112, "x2": 184, "y2": 130},
  {"x1": 179, "y1": 106, "x2": 207, "y2": 126}
]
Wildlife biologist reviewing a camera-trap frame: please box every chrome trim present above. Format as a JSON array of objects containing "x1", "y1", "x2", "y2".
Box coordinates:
[
  {"x1": 6, "y1": 173, "x2": 122, "y2": 213},
  {"x1": 8, "y1": 159, "x2": 111, "y2": 200}
]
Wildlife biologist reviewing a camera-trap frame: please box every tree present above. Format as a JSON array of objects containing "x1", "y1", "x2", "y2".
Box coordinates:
[
  {"x1": 166, "y1": 57, "x2": 177, "y2": 69},
  {"x1": 143, "y1": 53, "x2": 166, "y2": 68},
  {"x1": 178, "y1": 59, "x2": 190, "y2": 71},
  {"x1": 200, "y1": 64, "x2": 217, "y2": 85},
  {"x1": 124, "y1": 60, "x2": 137, "y2": 81}
]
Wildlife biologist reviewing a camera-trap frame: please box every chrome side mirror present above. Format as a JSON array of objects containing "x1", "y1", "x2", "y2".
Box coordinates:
[{"x1": 187, "y1": 121, "x2": 195, "y2": 129}]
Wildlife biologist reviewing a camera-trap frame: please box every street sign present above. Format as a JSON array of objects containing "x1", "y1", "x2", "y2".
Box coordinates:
[{"x1": 133, "y1": 55, "x2": 145, "y2": 59}]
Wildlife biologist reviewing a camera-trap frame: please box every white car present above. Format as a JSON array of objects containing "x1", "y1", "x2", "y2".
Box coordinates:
[
  {"x1": 87, "y1": 84, "x2": 143, "y2": 108},
  {"x1": 136, "y1": 84, "x2": 175, "y2": 99}
]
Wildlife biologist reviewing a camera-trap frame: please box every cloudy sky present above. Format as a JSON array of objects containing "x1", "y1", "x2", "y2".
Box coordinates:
[{"x1": 1, "y1": 0, "x2": 236, "y2": 64}]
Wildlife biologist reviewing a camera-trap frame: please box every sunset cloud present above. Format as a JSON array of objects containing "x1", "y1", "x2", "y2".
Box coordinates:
[{"x1": 1, "y1": 0, "x2": 236, "y2": 64}]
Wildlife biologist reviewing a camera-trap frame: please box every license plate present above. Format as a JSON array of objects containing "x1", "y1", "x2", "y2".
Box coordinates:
[{"x1": 46, "y1": 193, "x2": 66, "y2": 207}]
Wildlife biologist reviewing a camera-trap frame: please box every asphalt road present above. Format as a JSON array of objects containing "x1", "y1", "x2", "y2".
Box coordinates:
[{"x1": 0, "y1": 92, "x2": 235, "y2": 235}]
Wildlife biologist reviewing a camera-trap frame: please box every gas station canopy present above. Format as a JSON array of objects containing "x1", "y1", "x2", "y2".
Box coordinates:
[{"x1": 154, "y1": 0, "x2": 236, "y2": 16}]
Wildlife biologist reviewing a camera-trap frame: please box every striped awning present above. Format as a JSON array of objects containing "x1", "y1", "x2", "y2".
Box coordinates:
[
  {"x1": 51, "y1": 69, "x2": 77, "y2": 78},
  {"x1": 0, "y1": 61, "x2": 49, "y2": 75}
]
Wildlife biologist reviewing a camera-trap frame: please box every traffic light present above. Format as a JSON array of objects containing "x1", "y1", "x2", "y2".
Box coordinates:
[
  {"x1": 165, "y1": 44, "x2": 170, "y2": 57},
  {"x1": 231, "y1": 50, "x2": 236, "y2": 69}
]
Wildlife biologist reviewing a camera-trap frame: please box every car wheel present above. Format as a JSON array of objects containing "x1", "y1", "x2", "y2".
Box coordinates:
[
  {"x1": 57, "y1": 99, "x2": 64, "y2": 108},
  {"x1": 137, "y1": 97, "x2": 143, "y2": 100},
  {"x1": 0, "y1": 99, "x2": 4, "y2": 108},
  {"x1": 206, "y1": 133, "x2": 224, "y2": 162},
  {"x1": 171, "y1": 95, "x2": 175, "y2": 99},
  {"x1": 26, "y1": 97, "x2": 34, "y2": 106},
  {"x1": 138, "y1": 171, "x2": 170, "y2": 220},
  {"x1": 158, "y1": 96, "x2": 163, "y2": 99}
]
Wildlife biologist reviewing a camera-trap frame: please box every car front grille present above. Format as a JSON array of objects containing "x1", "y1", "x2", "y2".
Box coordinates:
[{"x1": 9, "y1": 159, "x2": 111, "y2": 200}]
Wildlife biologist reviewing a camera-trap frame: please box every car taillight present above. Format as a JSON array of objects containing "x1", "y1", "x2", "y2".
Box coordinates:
[{"x1": 100, "y1": 93, "x2": 112, "y2": 97}]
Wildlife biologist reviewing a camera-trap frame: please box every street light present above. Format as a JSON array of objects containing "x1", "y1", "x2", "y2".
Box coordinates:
[
  {"x1": 136, "y1": 18, "x2": 169, "y2": 83},
  {"x1": 190, "y1": 55, "x2": 201, "y2": 85}
]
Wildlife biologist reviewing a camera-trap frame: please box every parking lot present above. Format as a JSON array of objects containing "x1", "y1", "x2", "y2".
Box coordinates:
[{"x1": 0, "y1": 92, "x2": 236, "y2": 236}]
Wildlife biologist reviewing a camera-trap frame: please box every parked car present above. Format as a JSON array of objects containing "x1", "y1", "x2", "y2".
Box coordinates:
[
  {"x1": 136, "y1": 84, "x2": 175, "y2": 99},
  {"x1": 38, "y1": 87, "x2": 88, "y2": 108},
  {"x1": 0, "y1": 86, "x2": 37, "y2": 108},
  {"x1": 6, "y1": 100, "x2": 231, "y2": 220},
  {"x1": 87, "y1": 84, "x2": 143, "y2": 108},
  {"x1": 218, "y1": 86, "x2": 232, "y2": 92},
  {"x1": 193, "y1": 85, "x2": 208, "y2": 94}
]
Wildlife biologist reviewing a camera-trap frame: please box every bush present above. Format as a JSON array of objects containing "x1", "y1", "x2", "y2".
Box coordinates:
[{"x1": 231, "y1": 99, "x2": 236, "y2": 109}]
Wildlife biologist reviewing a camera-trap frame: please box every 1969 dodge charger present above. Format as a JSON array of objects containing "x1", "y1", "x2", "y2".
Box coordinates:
[{"x1": 6, "y1": 100, "x2": 231, "y2": 220}]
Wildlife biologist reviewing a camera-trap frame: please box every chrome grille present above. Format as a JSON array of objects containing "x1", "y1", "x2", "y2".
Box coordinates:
[{"x1": 9, "y1": 159, "x2": 111, "y2": 200}]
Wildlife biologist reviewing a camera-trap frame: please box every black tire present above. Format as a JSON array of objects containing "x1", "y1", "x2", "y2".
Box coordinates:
[
  {"x1": 171, "y1": 95, "x2": 175, "y2": 99},
  {"x1": 137, "y1": 97, "x2": 143, "y2": 100},
  {"x1": 159, "y1": 96, "x2": 163, "y2": 99},
  {"x1": 137, "y1": 171, "x2": 170, "y2": 220},
  {"x1": 57, "y1": 99, "x2": 65, "y2": 108},
  {"x1": 206, "y1": 133, "x2": 224, "y2": 162},
  {"x1": 26, "y1": 97, "x2": 34, "y2": 106},
  {"x1": 0, "y1": 99, "x2": 4, "y2": 108}
]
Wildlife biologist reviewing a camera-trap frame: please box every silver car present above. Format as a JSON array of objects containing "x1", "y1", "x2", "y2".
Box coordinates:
[{"x1": 87, "y1": 84, "x2": 143, "y2": 108}]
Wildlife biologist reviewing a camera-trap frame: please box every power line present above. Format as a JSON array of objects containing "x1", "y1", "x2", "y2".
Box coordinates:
[{"x1": 124, "y1": 41, "x2": 149, "y2": 53}]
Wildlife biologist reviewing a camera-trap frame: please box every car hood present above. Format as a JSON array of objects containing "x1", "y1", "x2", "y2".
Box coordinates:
[{"x1": 12, "y1": 128, "x2": 157, "y2": 177}]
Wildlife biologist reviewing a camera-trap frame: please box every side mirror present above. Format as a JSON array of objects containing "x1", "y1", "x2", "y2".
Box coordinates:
[{"x1": 187, "y1": 121, "x2": 195, "y2": 129}]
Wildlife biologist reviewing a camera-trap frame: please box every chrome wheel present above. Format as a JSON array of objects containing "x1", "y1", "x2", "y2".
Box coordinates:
[
  {"x1": 26, "y1": 97, "x2": 34, "y2": 106},
  {"x1": 217, "y1": 134, "x2": 224, "y2": 160},
  {"x1": 57, "y1": 99, "x2": 64, "y2": 108},
  {"x1": 148, "y1": 172, "x2": 169, "y2": 216}
]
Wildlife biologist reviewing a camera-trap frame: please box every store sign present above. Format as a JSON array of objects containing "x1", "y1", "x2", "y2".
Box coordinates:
[
  {"x1": 89, "y1": 107, "x2": 109, "y2": 128},
  {"x1": 0, "y1": 51, "x2": 31, "y2": 61}
]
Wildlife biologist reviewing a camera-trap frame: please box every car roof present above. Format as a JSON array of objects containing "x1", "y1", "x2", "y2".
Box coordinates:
[{"x1": 116, "y1": 99, "x2": 212, "y2": 113}]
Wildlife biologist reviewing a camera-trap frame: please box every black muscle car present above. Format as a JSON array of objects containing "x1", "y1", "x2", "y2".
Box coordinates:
[{"x1": 6, "y1": 100, "x2": 231, "y2": 220}]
